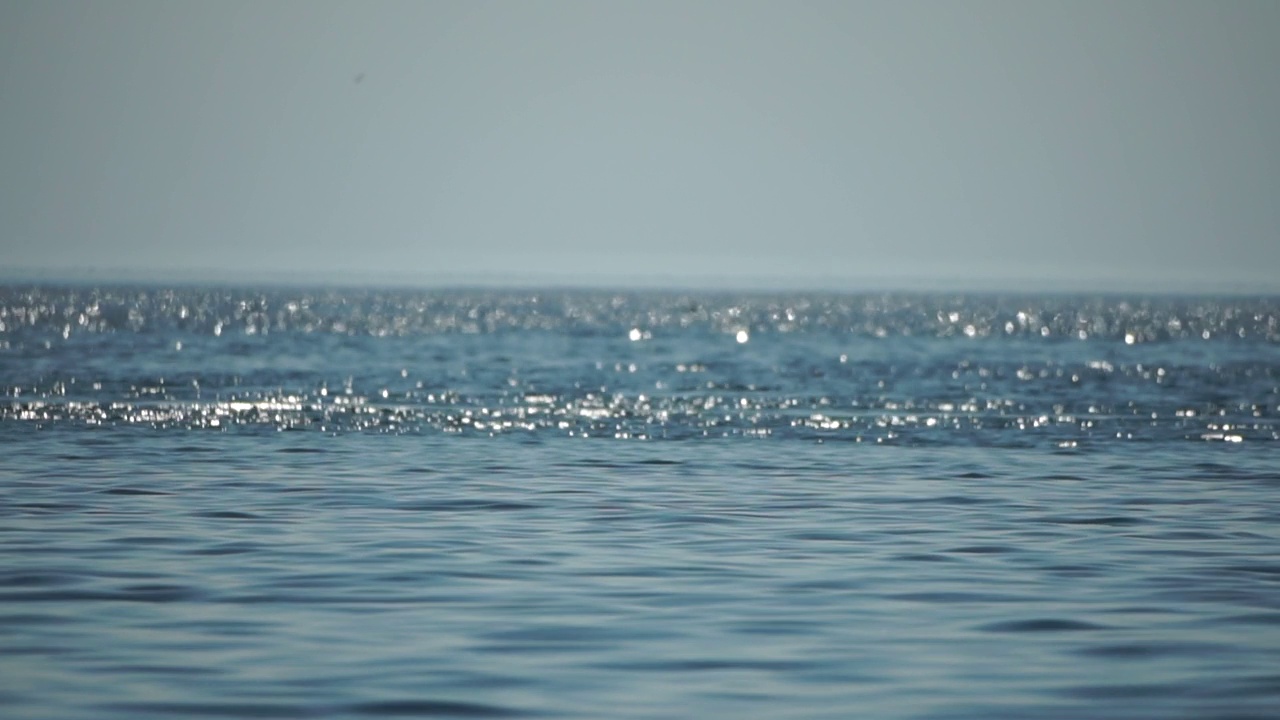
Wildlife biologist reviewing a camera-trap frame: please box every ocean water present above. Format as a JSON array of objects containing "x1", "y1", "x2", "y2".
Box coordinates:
[{"x1": 2, "y1": 285, "x2": 1278, "y2": 719}]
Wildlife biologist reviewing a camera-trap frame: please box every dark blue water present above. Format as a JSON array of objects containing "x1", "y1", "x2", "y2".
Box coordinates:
[{"x1": 3, "y1": 286, "x2": 1279, "y2": 718}]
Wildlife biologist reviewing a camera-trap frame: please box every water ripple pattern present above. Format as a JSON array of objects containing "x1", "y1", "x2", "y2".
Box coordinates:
[{"x1": 2, "y1": 285, "x2": 1279, "y2": 718}]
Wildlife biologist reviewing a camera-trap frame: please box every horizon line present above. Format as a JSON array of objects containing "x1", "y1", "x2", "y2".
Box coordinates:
[{"x1": 3, "y1": 265, "x2": 1278, "y2": 297}]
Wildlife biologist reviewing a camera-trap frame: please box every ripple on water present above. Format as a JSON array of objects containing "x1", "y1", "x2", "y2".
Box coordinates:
[
  {"x1": 2, "y1": 288, "x2": 1279, "y2": 719},
  {"x1": 978, "y1": 619, "x2": 1112, "y2": 633}
]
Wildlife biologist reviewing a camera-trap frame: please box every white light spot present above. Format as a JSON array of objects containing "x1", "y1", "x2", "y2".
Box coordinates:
[
  {"x1": 628, "y1": 328, "x2": 642, "y2": 342},
  {"x1": 1124, "y1": 333, "x2": 1135, "y2": 345},
  {"x1": 735, "y1": 330, "x2": 749, "y2": 344}
]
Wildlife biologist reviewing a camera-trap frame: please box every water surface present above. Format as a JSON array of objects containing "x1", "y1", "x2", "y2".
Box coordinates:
[{"x1": 2, "y1": 286, "x2": 1278, "y2": 718}]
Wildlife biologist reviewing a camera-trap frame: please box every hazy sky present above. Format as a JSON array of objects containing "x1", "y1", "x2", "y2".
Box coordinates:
[{"x1": 2, "y1": 0, "x2": 1277, "y2": 290}]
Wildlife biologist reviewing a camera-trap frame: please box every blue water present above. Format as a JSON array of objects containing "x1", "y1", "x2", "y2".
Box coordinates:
[{"x1": 2, "y1": 286, "x2": 1279, "y2": 718}]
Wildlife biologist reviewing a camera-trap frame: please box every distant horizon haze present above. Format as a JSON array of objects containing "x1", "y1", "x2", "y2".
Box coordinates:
[
  {"x1": 6, "y1": 264, "x2": 1276, "y2": 297},
  {"x1": 2, "y1": 1, "x2": 1277, "y2": 293}
]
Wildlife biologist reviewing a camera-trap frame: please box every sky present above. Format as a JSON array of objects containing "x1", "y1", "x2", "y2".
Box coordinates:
[{"x1": 1, "y1": 0, "x2": 1277, "y2": 291}]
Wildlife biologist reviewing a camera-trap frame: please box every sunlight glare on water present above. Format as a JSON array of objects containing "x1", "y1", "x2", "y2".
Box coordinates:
[{"x1": 1, "y1": 285, "x2": 1278, "y2": 719}]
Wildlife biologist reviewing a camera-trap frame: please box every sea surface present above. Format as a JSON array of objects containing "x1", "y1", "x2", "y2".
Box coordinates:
[{"x1": 2, "y1": 285, "x2": 1279, "y2": 719}]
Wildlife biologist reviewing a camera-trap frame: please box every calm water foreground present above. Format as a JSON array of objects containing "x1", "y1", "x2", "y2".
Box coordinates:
[{"x1": 2, "y1": 286, "x2": 1278, "y2": 719}]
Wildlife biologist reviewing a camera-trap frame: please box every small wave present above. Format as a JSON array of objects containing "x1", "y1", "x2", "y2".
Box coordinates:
[{"x1": 979, "y1": 618, "x2": 1111, "y2": 633}]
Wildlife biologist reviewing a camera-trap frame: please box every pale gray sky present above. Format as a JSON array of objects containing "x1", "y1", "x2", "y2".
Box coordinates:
[{"x1": 1, "y1": 0, "x2": 1277, "y2": 290}]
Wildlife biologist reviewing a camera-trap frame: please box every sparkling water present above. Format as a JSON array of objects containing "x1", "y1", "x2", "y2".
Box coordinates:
[{"x1": 2, "y1": 285, "x2": 1278, "y2": 718}]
